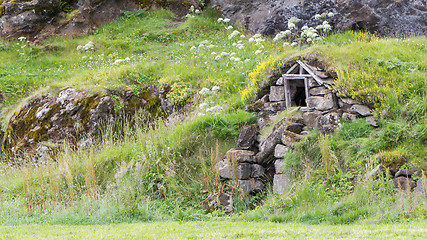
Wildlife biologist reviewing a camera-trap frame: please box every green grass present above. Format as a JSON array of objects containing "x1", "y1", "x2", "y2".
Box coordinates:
[
  {"x1": 1, "y1": 221, "x2": 427, "y2": 239},
  {"x1": 0, "y1": 8, "x2": 426, "y2": 226}
]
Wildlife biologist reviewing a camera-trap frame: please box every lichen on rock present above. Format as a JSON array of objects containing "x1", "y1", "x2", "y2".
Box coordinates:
[{"x1": 1, "y1": 87, "x2": 167, "y2": 161}]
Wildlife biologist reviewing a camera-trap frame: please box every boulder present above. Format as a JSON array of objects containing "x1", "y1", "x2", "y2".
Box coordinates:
[
  {"x1": 303, "y1": 111, "x2": 321, "y2": 129},
  {"x1": 204, "y1": 193, "x2": 233, "y2": 213},
  {"x1": 306, "y1": 93, "x2": 336, "y2": 111},
  {"x1": 350, "y1": 104, "x2": 372, "y2": 117},
  {"x1": 414, "y1": 178, "x2": 427, "y2": 195},
  {"x1": 256, "y1": 122, "x2": 286, "y2": 163},
  {"x1": 393, "y1": 177, "x2": 416, "y2": 191},
  {"x1": 251, "y1": 164, "x2": 265, "y2": 178},
  {"x1": 269, "y1": 86, "x2": 285, "y2": 102},
  {"x1": 209, "y1": 0, "x2": 427, "y2": 38},
  {"x1": 395, "y1": 169, "x2": 412, "y2": 178},
  {"x1": 340, "y1": 98, "x2": 361, "y2": 105},
  {"x1": 285, "y1": 123, "x2": 304, "y2": 134},
  {"x1": 366, "y1": 116, "x2": 379, "y2": 127},
  {"x1": 2, "y1": 88, "x2": 165, "y2": 158},
  {"x1": 309, "y1": 87, "x2": 331, "y2": 96},
  {"x1": 342, "y1": 112, "x2": 357, "y2": 121},
  {"x1": 218, "y1": 160, "x2": 252, "y2": 180},
  {"x1": 281, "y1": 130, "x2": 304, "y2": 147},
  {"x1": 226, "y1": 149, "x2": 255, "y2": 163},
  {"x1": 318, "y1": 111, "x2": 341, "y2": 133},
  {"x1": 274, "y1": 159, "x2": 286, "y2": 174},
  {"x1": 274, "y1": 144, "x2": 290, "y2": 158},
  {"x1": 236, "y1": 124, "x2": 258, "y2": 150},
  {"x1": 263, "y1": 101, "x2": 287, "y2": 112},
  {"x1": 236, "y1": 179, "x2": 265, "y2": 195},
  {"x1": 273, "y1": 174, "x2": 291, "y2": 194}
]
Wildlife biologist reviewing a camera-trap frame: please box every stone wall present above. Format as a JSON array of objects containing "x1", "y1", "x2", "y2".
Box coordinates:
[{"x1": 216, "y1": 61, "x2": 378, "y2": 211}]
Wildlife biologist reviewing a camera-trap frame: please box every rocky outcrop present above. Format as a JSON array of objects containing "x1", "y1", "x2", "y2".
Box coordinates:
[
  {"x1": 2, "y1": 87, "x2": 167, "y2": 160},
  {"x1": 0, "y1": 0, "x2": 200, "y2": 41},
  {"x1": 210, "y1": 0, "x2": 427, "y2": 37}
]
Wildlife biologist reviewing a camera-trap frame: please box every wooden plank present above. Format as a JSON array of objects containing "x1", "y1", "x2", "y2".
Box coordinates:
[
  {"x1": 284, "y1": 79, "x2": 291, "y2": 109},
  {"x1": 286, "y1": 64, "x2": 299, "y2": 74},
  {"x1": 304, "y1": 78, "x2": 310, "y2": 99},
  {"x1": 296, "y1": 60, "x2": 324, "y2": 86},
  {"x1": 282, "y1": 74, "x2": 312, "y2": 79}
]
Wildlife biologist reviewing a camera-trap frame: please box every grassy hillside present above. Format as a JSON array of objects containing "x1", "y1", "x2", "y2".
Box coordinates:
[{"x1": 0, "y1": 8, "x2": 425, "y2": 225}]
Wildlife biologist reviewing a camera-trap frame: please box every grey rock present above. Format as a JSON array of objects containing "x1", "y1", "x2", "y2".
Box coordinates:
[
  {"x1": 274, "y1": 159, "x2": 286, "y2": 174},
  {"x1": 218, "y1": 160, "x2": 252, "y2": 180},
  {"x1": 393, "y1": 177, "x2": 416, "y2": 191},
  {"x1": 251, "y1": 164, "x2": 265, "y2": 178},
  {"x1": 281, "y1": 130, "x2": 304, "y2": 147},
  {"x1": 237, "y1": 124, "x2": 258, "y2": 149},
  {"x1": 226, "y1": 149, "x2": 255, "y2": 163},
  {"x1": 350, "y1": 104, "x2": 372, "y2": 117},
  {"x1": 273, "y1": 174, "x2": 291, "y2": 194},
  {"x1": 309, "y1": 87, "x2": 331, "y2": 96},
  {"x1": 210, "y1": 0, "x2": 427, "y2": 38},
  {"x1": 218, "y1": 160, "x2": 232, "y2": 179},
  {"x1": 256, "y1": 122, "x2": 286, "y2": 163},
  {"x1": 318, "y1": 111, "x2": 341, "y2": 133},
  {"x1": 204, "y1": 193, "x2": 233, "y2": 213},
  {"x1": 303, "y1": 111, "x2": 321, "y2": 129},
  {"x1": 285, "y1": 123, "x2": 304, "y2": 134},
  {"x1": 342, "y1": 112, "x2": 357, "y2": 121},
  {"x1": 236, "y1": 179, "x2": 265, "y2": 195},
  {"x1": 340, "y1": 98, "x2": 361, "y2": 105},
  {"x1": 269, "y1": 86, "x2": 285, "y2": 102},
  {"x1": 395, "y1": 169, "x2": 412, "y2": 178},
  {"x1": 366, "y1": 116, "x2": 379, "y2": 127},
  {"x1": 306, "y1": 93, "x2": 336, "y2": 111},
  {"x1": 414, "y1": 178, "x2": 427, "y2": 195},
  {"x1": 263, "y1": 101, "x2": 287, "y2": 112},
  {"x1": 274, "y1": 144, "x2": 290, "y2": 158}
]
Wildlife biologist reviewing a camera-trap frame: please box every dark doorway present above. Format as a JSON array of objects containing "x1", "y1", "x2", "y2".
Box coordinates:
[{"x1": 293, "y1": 87, "x2": 307, "y2": 106}]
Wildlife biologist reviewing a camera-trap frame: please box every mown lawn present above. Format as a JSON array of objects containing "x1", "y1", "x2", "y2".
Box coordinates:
[{"x1": 1, "y1": 221, "x2": 427, "y2": 239}]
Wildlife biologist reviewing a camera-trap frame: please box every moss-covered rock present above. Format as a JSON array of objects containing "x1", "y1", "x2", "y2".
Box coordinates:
[{"x1": 1, "y1": 88, "x2": 167, "y2": 160}]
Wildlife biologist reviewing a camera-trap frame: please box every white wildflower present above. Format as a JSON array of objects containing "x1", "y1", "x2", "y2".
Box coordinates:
[
  {"x1": 226, "y1": 26, "x2": 233, "y2": 30},
  {"x1": 236, "y1": 44, "x2": 245, "y2": 49},
  {"x1": 255, "y1": 50, "x2": 262, "y2": 55},
  {"x1": 125, "y1": 57, "x2": 131, "y2": 61},
  {"x1": 249, "y1": 37, "x2": 254, "y2": 43},
  {"x1": 228, "y1": 30, "x2": 240, "y2": 39},
  {"x1": 244, "y1": 59, "x2": 251, "y2": 63},
  {"x1": 301, "y1": 25, "x2": 309, "y2": 31},
  {"x1": 217, "y1": 18, "x2": 224, "y2": 23},
  {"x1": 283, "y1": 42, "x2": 290, "y2": 46},
  {"x1": 328, "y1": 12, "x2": 334, "y2": 17},
  {"x1": 200, "y1": 40, "x2": 210, "y2": 45},
  {"x1": 199, "y1": 102, "x2": 209, "y2": 109},
  {"x1": 212, "y1": 86, "x2": 221, "y2": 94},
  {"x1": 220, "y1": 52, "x2": 229, "y2": 56},
  {"x1": 211, "y1": 52, "x2": 217, "y2": 55},
  {"x1": 207, "y1": 44, "x2": 215, "y2": 48},
  {"x1": 291, "y1": 42, "x2": 298, "y2": 46},
  {"x1": 288, "y1": 22, "x2": 296, "y2": 29},
  {"x1": 240, "y1": 35, "x2": 246, "y2": 38},
  {"x1": 199, "y1": 87, "x2": 212, "y2": 96},
  {"x1": 315, "y1": 14, "x2": 321, "y2": 20},
  {"x1": 114, "y1": 59, "x2": 125, "y2": 65},
  {"x1": 195, "y1": 9, "x2": 200, "y2": 14},
  {"x1": 215, "y1": 55, "x2": 221, "y2": 60},
  {"x1": 18, "y1": 36, "x2": 26, "y2": 41},
  {"x1": 223, "y1": 18, "x2": 231, "y2": 23},
  {"x1": 190, "y1": 5, "x2": 195, "y2": 13},
  {"x1": 307, "y1": 38, "x2": 312, "y2": 42},
  {"x1": 77, "y1": 45, "x2": 83, "y2": 51},
  {"x1": 190, "y1": 46, "x2": 197, "y2": 51}
]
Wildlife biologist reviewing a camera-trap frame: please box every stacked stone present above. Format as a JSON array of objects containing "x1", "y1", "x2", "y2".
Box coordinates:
[
  {"x1": 218, "y1": 124, "x2": 266, "y2": 195},
  {"x1": 217, "y1": 61, "x2": 381, "y2": 211}
]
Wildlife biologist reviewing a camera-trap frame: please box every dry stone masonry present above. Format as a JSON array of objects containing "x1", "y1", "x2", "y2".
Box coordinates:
[{"x1": 216, "y1": 60, "x2": 379, "y2": 211}]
